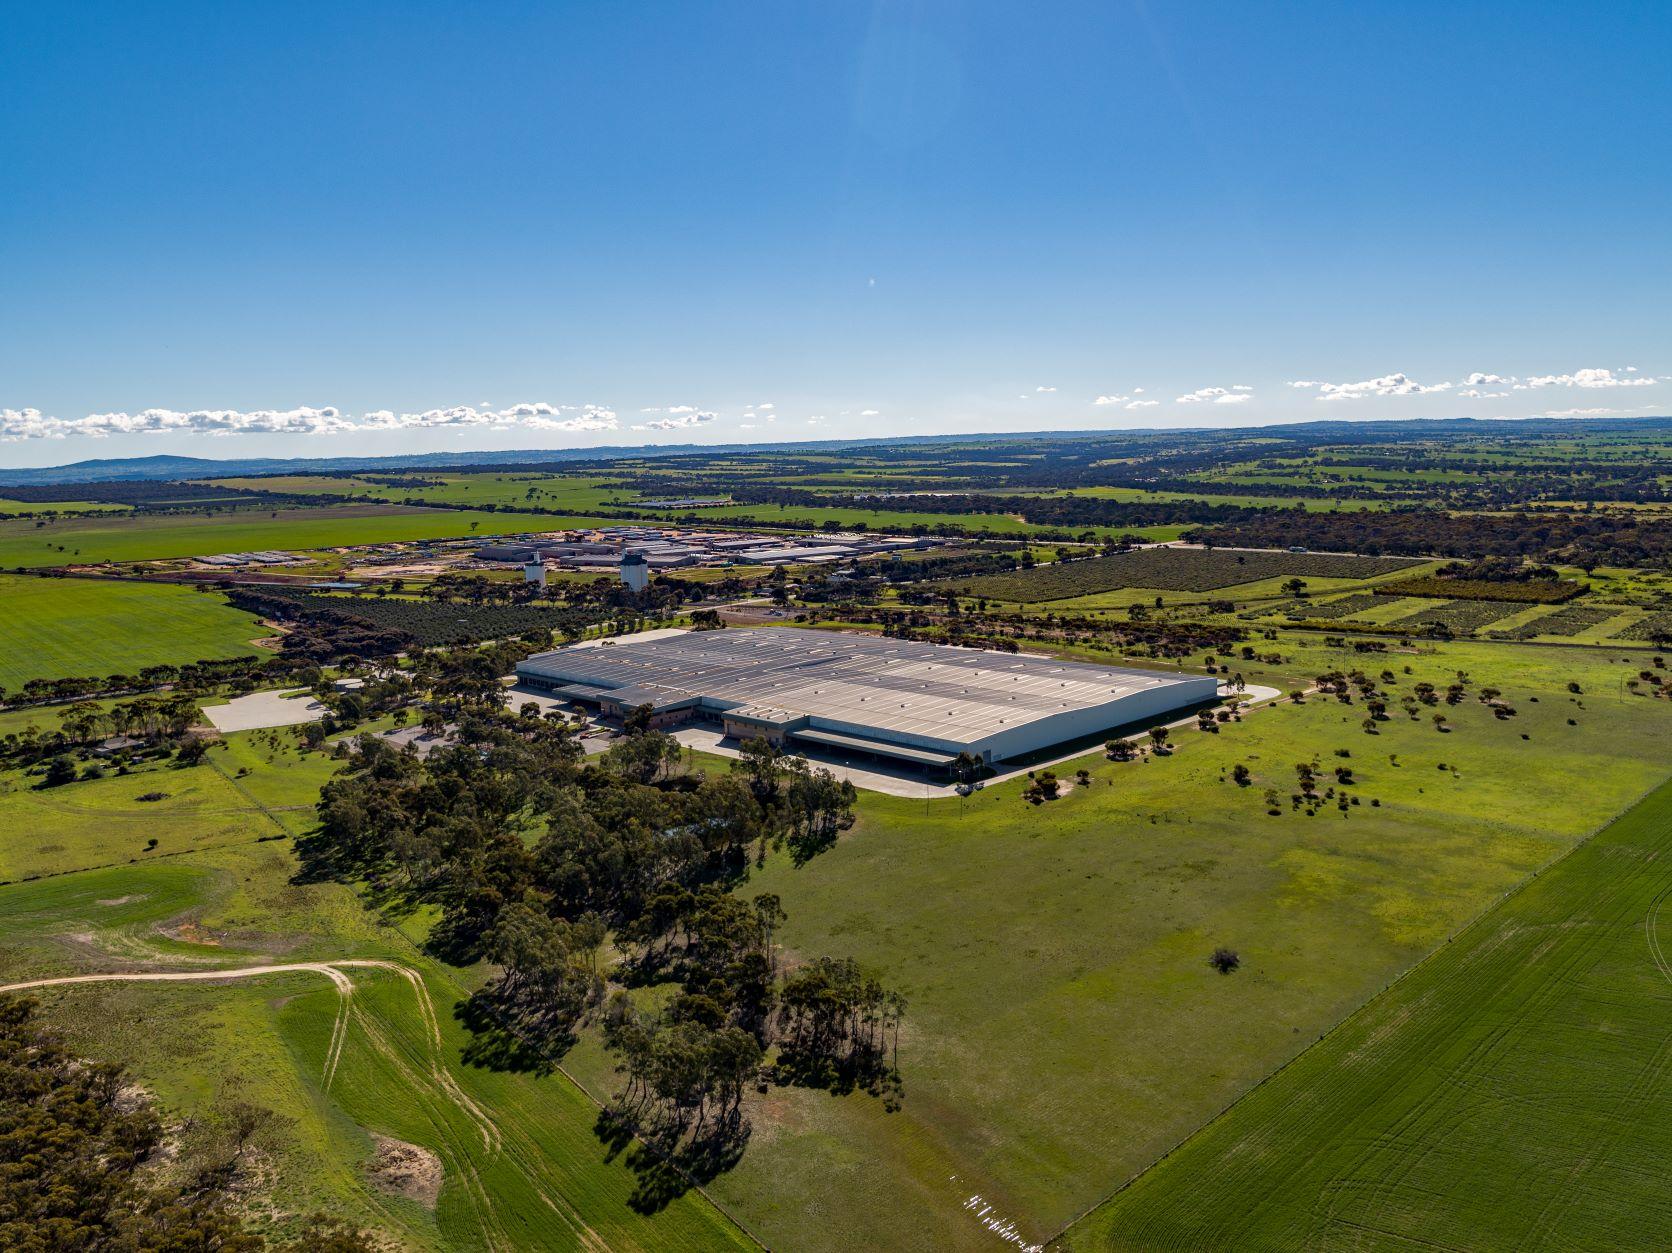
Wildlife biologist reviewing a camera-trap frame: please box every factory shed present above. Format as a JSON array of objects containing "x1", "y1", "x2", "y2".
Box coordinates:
[{"x1": 515, "y1": 628, "x2": 1217, "y2": 772}]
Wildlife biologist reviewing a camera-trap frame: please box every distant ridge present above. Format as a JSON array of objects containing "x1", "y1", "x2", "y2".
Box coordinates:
[{"x1": 1, "y1": 415, "x2": 1667, "y2": 488}]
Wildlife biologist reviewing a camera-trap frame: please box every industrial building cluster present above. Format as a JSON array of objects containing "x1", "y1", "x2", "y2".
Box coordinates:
[
  {"x1": 476, "y1": 527, "x2": 936, "y2": 576},
  {"x1": 192, "y1": 550, "x2": 304, "y2": 567},
  {"x1": 515, "y1": 627, "x2": 1219, "y2": 773}
]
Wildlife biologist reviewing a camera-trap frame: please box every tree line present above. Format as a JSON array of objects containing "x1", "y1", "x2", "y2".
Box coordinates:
[{"x1": 304, "y1": 694, "x2": 900, "y2": 1204}]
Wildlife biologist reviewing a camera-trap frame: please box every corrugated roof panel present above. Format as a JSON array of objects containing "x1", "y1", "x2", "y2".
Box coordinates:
[{"x1": 515, "y1": 628, "x2": 1210, "y2": 744}]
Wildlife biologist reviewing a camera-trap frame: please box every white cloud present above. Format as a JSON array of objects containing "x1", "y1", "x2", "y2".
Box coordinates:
[
  {"x1": 1035, "y1": 385, "x2": 1056, "y2": 393},
  {"x1": 1291, "y1": 373, "x2": 1452, "y2": 401},
  {"x1": 1125, "y1": 399, "x2": 1159, "y2": 410},
  {"x1": 1093, "y1": 394, "x2": 1129, "y2": 406},
  {"x1": 632, "y1": 410, "x2": 717, "y2": 432},
  {"x1": 1525, "y1": 367, "x2": 1656, "y2": 389},
  {"x1": 1464, "y1": 372, "x2": 1514, "y2": 385},
  {"x1": 757, "y1": 402, "x2": 775, "y2": 410},
  {"x1": 1, "y1": 402, "x2": 621, "y2": 442},
  {"x1": 1176, "y1": 386, "x2": 1253, "y2": 404},
  {"x1": 1539, "y1": 406, "x2": 1624, "y2": 417},
  {"x1": 806, "y1": 416, "x2": 827, "y2": 425},
  {"x1": 861, "y1": 409, "x2": 880, "y2": 416},
  {"x1": 1459, "y1": 388, "x2": 1510, "y2": 399},
  {"x1": 1133, "y1": 387, "x2": 1145, "y2": 394}
]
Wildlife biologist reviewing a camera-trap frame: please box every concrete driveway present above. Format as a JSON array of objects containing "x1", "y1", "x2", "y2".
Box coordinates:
[{"x1": 202, "y1": 689, "x2": 326, "y2": 732}]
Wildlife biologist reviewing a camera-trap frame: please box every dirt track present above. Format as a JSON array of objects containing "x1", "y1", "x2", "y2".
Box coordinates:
[{"x1": 0, "y1": 960, "x2": 609, "y2": 1253}]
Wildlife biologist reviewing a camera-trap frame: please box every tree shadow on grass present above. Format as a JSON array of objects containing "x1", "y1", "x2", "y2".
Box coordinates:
[
  {"x1": 593, "y1": 1108, "x2": 751, "y2": 1215},
  {"x1": 451, "y1": 993, "x2": 563, "y2": 1076}
]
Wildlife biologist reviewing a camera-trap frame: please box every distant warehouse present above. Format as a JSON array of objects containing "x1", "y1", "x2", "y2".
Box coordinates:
[{"x1": 515, "y1": 628, "x2": 1217, "y2": 773}]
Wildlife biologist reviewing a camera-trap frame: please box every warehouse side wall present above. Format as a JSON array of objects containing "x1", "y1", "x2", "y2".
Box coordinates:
[{"x1": 972, "y1": 674, "x2": 1220, "y2": 763}]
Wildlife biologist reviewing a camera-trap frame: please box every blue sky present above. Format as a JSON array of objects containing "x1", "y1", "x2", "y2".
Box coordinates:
[{"x1": 3, "y1": 1, "x2": 1669, "y2": 464}]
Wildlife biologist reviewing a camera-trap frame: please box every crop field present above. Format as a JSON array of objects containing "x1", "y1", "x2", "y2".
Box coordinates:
[
  {"x1": 641, "y1": 498, "x2": 1054, "y2": 535},
  {"x1": 1065, "y1": 485, "x2": 1391, "y2": 512},
  {"x1": 0, "y1": 495, "x2": 131, "y2": 514},
  {"x1": 1618, "y1": 610, "x2": 1672, "y2": 642},
  {"x1": 211, "y1": 471, "x2": 635, "y2": 513},
  {"x1": 1284, "y1": 592, "x2": 1385, "y2": 620},
  {"x1": 1490, "y1": 603, "x2": 1626, "y2": 639},
  {"x1": 1376, "y1": 574, "x2": 1584, "y2": 603},
  {"x1": 556, "y1": 634, "x2": 1672, "y2": 1251},
  {"x1": 1061, "y1": 776, "x2": 1672, "y2": 1252},
  {"x1": 0, "y1": 733, "x2": 750, "y2": 1251},
  {"x1": 0, "y1": 573, "x2": 265, "y2": 692},
  {"x1": 0, "y1": 504, "x2": 613, "y2": 568},
  {"x1": 1387, "y1": 597, "x2": 1531, "y2": 633},
  {"x1": 947, "y1": 548, "x2": 1423, "y2": 602},
  {"x1": 253, "y1": 588, "x2": 604, "y2": 646}
]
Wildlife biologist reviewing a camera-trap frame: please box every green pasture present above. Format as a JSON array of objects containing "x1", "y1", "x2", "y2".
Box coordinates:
[
  {"x1": 5, "y1": 615, "x2": 1669, "y2": 1251},
  {"x1": 0, "y1": 748, "x2": 285, "y2": 882},
  {"x1": 0, "y1": 496, "x2": 130, "y2": 514},
  {"x1": 0, "y1": 732, "x2": 750, "y2": 1251},
  {"x1": 0, "y1": 574, "x2": 267, "y2": 692},
  {"x1": 637, "y1": 499, "x2": 1185, "y2": 540},
  {"x1": 213, "y1": 471, "x2": 634, "y2": 513},
  {"x1": 0, "y1": 504, "x2": 612, "y2": 568},
  {"x1": 1062, "y1": 775, "x2": 1672, "y2": 1251},
  {"x1": 557, "y1": 635, "x2": 1672, "y2": 1251}
]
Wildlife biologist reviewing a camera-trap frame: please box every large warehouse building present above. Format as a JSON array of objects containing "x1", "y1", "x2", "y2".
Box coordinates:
[{"x1": 515, "y1": 628, "x2": 1218, "y2": 773}]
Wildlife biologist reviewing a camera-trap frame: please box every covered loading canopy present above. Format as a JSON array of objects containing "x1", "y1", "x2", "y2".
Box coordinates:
[{"x1": 790, "y1": 726, "x2": 962, "y2": 769}]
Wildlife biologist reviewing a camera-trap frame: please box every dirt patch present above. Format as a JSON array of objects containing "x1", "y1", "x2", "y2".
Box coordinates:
[
  {"x1": 161, "y1": 921, "x2": 223, "y2": 947},
  {"x1": 366, "y1": 1133, "x2": 443, "y2": 1209},
  {"x1": 97, "y1": 894, "x2": 146, "y2": 907}
]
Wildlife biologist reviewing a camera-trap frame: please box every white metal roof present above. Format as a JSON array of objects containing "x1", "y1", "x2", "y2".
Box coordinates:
[{"x1": 517, "y1": 628, "x2": 1204, "y2": 741}]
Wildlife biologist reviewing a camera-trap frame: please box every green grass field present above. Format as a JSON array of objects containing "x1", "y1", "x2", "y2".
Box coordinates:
[
  {"x1": 1061, "y1": 774, "x2": 1672, "y2": 1251},
  {"x1": 638, "y1": 499, "x2": 1186, "y2": 540},
  {"x1": 0, "y1": 496, "x2": 131, "y2": 514},
  {"x1": 4, "y1": 622, "x2": 1668, "y2": 1250},
  {"x1": 0, "y1": 732, "x2": 751, "y2": 1251},
  {"x1": 211, "y1": 471, "x2": 634, "y2": 513},
  {"x1": 554, "y1": 634, "x2": 1672, "y2": 1250},
  {"x1": 0, "y1": 504, "x2": 615, "y2": 568},
  {"x1": 0, "y1": 573, "x2": 267, "y2": 691}
]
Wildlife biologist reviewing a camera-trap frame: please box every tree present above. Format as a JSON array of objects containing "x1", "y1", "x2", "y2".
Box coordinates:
[
  {"x1": 784, "y1": 766, "x2": 857, "y2": 864},
  {"x1": 602, "y1": 730, "x2": 685, "y2": 785},
  {"x1": 1209, "y1": 947, "x2": 1240, "y2": 974},
  {"x1": 731, "y1": 737, "x2": 784, "y2": 802},
  {"x1": 43, "y1": 754, "x2": 77, "y2": 787}
]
